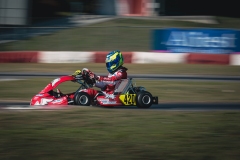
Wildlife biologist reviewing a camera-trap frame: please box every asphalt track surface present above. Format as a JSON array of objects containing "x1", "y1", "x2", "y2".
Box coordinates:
[
  {"x1": 1, "y1": 72, "x2": 240, "y2": 81},
  {"x1": 0, "y1": 73, "x2": 239, "y2": 110},
  {"x1": 0, "y1": 102, "x2": 240, "y2": 111}
]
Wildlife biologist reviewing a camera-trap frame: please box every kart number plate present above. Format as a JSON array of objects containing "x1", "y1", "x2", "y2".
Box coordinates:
[{"x1": 119, "y1": 94, "x2": 136, "y2": 105}]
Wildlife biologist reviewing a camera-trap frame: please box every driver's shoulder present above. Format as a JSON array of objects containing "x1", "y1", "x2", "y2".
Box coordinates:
[{"x1": 117, "y1": 67, "x2": 128, "y2": 73}]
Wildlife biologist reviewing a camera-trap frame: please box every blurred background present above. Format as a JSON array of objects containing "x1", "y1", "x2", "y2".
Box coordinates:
[
  {"x1": 1, "y1": 0, "x2": 240, "y2": 25},
  {"x1": 1, "y1": 2, "x2": 240, "y2": 160},
  {"x1": 1, "y1": 0, "x2": 240, "y2": 52}
]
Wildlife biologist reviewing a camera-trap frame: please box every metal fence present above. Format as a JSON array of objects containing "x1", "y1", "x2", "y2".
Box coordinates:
[{"x1": 0, "y1": 26, "x2": 156, "y2": 51}]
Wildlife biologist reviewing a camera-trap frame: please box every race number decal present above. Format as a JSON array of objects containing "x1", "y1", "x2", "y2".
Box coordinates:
[{"x1": 119, "y1": 94, "x2": 136, "y2": 105}]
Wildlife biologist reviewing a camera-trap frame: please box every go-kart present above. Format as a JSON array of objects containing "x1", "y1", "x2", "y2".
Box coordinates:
[{"x1": 30, "y1": 70, "x2": 158, "y2": 108}]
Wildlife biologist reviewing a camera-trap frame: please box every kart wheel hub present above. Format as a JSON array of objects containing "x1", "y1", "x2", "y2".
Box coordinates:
[
  {"x1": 142, "y1": 95, "x2": 151, "y2": 105},
  {"x1": 79, "y1": 95, "x2": 88, "y2": 104}
]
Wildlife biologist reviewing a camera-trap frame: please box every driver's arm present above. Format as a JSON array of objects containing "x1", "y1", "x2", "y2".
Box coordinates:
[{"x1": 97, "y1": 71, "x2": 126, "y2": 82}]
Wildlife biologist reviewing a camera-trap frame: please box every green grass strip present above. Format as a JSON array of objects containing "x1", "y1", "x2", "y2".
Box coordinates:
[{"x1": 0, "y1": 108, "x2": 240, "y2": 160}]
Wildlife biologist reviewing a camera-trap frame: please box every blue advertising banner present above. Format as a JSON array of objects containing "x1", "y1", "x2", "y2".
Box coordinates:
[{"x1": 152, "y1": 28, "x2": 240, "y2": 54}]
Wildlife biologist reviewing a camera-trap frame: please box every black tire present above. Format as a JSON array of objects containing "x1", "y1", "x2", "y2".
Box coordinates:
[
  {"x1": 74, "y1": 92, "x2": 91, "y2": 106},
  {"x1": 136, "y1": 91, "x2": 153, "y2": 108}
]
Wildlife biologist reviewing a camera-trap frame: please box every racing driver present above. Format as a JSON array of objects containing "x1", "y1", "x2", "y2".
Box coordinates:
[{"x1": 72, "y1": 50, "x2": 128, "y2": 99}]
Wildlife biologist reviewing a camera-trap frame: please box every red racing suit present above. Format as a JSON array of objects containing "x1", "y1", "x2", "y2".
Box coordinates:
[{"x1": 83, "y1": 67, "x2": 128, "y2": 98}]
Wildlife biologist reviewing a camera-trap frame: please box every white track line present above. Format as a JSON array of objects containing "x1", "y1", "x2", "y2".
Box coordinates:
[{"x1": 0, "y1": 78, "x2": 25, "y2": 82}]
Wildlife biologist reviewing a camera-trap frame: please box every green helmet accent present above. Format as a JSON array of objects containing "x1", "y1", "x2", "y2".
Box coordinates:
[{"x1": 106, "y1": 50, "x2": 124, "y2": 73}]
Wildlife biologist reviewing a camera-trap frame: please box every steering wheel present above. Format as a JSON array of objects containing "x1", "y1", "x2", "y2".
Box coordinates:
[{"x1": 82, "y1": 70, "x2": 96, "y2": 86}]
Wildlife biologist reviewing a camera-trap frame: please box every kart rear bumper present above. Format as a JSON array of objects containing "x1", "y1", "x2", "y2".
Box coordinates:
[{"x1": 152, "y1": 96, "x2": 158, "y2": 104}]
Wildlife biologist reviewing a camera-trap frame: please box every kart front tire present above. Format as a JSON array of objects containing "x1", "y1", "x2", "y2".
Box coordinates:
[
  {"x1": 74, "y1": 92, "x2": 91, "y2": 106},
  {"x1": 136, "y1": 91, "x2": 153, "y2": 108}
]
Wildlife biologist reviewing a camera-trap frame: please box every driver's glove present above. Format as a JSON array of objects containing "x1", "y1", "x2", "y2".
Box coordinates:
[
  {"x1": 82, "y1": 68, "x2": 96, "y2": 80},
  {"x1": 72, "y1": 70, "x2": 81, "y2": 76},
  {"x1": 71, "y1": 70, "x2": 82, "y2": 82},
  {"x1": 71, "y1": 75, "x2": 82, "y2": 83}
]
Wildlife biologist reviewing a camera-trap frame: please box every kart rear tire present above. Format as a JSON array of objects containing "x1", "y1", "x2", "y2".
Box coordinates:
[
  {"x1": 136, "y1": 91, "x2": 153, "y2": 108},
  {"x1": 74, "y1": 92, "x2": 91, "y2": 106}
]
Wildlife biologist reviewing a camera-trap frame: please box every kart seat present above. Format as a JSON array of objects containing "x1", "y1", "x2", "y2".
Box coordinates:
[{"x1": 114, "y1": 78, "x2": 132, "y2": 95}]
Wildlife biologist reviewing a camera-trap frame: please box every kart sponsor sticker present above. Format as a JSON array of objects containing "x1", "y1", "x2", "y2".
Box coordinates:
[
  {"x1": 52, "y1": 99, "x2": 63, "y2": 103},
  {"x1": 119, "y1": 94, "x2": 136, "y2": 105},
  {"x1": 98, "y1": 98, "x2": 109, "y2": 101},
  {"x1": 51, "y1": 78, "x2": 60, "y2": 86},
  {"x1": 33, "y1": 101, "x2": 41, "y2": 105},
  {"x1": 33, "y1": 99, "x2": 53, "y2": 105},
  {"x1": 105, "y1": 94, "x2": 115, "y2": 99},
  {"x1": 98, "y1": 98, "x2": 117, "y2": 104},
  {"x1": 101, "y1": 101, "x2": 117, "y2": 104},
  {"x1": 40, "y1": 98, "x2": 53, "y2": 105}
]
